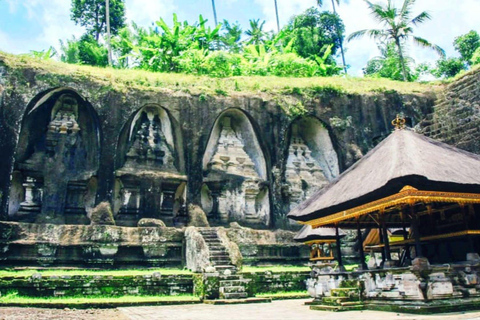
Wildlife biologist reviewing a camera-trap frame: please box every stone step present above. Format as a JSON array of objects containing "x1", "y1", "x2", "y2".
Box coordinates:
[
  {"x1": 220, "y1": 292, "x2": 248, "y2": 300},
  {"x1": 205, "y1": 239, "x2": 222, "y2": 244},
  {"x1": 220, "y1": 285, "x2": 246, "y2": 293},
  {"x1": 208, "y1": 245, "x2": 226, "y2": 251},
  {"x1": 219, "y1": 279, "x2": 250, "y2": 287},
  {"x1": 210, "y1": 251, "x2": 228, "y2": 256}
]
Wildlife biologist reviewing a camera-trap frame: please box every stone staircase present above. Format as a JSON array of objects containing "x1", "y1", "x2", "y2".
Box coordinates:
[
  {"x1": 218, "y1": 275, "x2": 250, "y2": 299},
  {"x1": 199, "y1": 228, "x2": 253, "y2": 300},
  {"x1": 198, "y1": 228, "x2": 236, "y2": 273}
]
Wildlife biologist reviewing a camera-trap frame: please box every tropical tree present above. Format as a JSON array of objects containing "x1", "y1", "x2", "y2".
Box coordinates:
[
  {"x1": 220, "y1": 20, "x2": 243, "y2": 53},
  {"x1": 348, "y1": 0, "x2": 445, "y2": 81},
  {"x1": 245, "y1": 19, "x2": 267, "y2": 45},
  {"x1": 316, "y1": 0, "x2": 347, "y2": 74},
  {"x1": 71, "y1": 0, "x2": 126, "y2": 42},
  {"x1": 283, "y1": 8, "x2": 344, "y2": 65},
  {"x1": 454, "y1": 30, "x2": 480, "y2": 65}
]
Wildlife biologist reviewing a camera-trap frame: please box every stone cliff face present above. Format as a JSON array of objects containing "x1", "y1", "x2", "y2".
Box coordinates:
[{"x1": 0, "y1": 56, "x2": 437, "y2": 230}]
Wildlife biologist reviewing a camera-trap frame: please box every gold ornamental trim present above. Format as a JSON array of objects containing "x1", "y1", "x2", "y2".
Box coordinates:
[
  {"x1": 366, "y1": 230, "x2": 480, "y2": 249},
  {"x1": 303, "y1": 186, "x2": 480, "y2": 228}
]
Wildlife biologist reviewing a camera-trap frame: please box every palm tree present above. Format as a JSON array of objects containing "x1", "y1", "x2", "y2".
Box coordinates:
[
  {"x1": 317, "y1": 0, "x2": 347, "y2": 74},
  {"x1": 245, "y1": 19, "x2": 266, "y2": 45},
  {"x1": 348, "y1": 0, "x2": 445, "y2": 81},
  {"x1": 274, "y1": 0, "x2": 280, "y2": 33},
  {"x1": 211, "y1": 0, "x2": 218, "y2": 26}
]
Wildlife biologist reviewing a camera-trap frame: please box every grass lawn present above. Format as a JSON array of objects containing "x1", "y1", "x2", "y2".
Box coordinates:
[
  {"x1": 241, "y1": 265, "x2": 310, "y2": 273},
  {"x1": 0, "y1": 292, "x2": 199, "y2": 305},
  {"x1": 256, "y1": 290, "x2": 309, "y2": 298},
  {"x1": 0, "y1": 52, "x2": 442, "y2": 96},
  {"x1": 0, "y1": 268, "x2": 192, "y2": 278}
]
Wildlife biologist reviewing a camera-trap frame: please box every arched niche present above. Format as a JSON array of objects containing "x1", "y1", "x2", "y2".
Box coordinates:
[
  {"x1": 8, "y1": 88, "x2": 100, "y2": 224},
  {"x1": 201, "y1": 108, "x2": 270, "y2": 228},
  {"x1": 283, "y1": 116, "x2": 339, "y2": 212},
  {"x1": 113, "y1": 104, "x2": 187, "y2": 227}
]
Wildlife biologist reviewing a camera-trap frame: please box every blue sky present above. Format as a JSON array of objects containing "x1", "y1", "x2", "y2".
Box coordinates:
[{"x1": 1, "y1": 0, "x2": 479, "y2": 76}]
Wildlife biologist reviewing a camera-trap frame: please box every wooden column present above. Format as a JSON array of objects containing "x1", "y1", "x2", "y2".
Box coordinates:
[
  {"x1": 378, "y1": 225, "x2": 386, "y2": 264},
  {"x1": 381, "y1": 214, "x2": 392, "y2": 263},
  {"x1": 462, "y1": 204, "x2": 475, "y2": 253},
  {"x1": 335, "y1": 224, "x2": 345, "y2": 271},
  {"x1": 410, "y1": 205, "x2": 423, "y2": 258},
  {"x1": 401, "y1": 209, "x2": 411, "y2": 263},
  {"x1": 357, "y1": 218, "x2": 368, "y2": 270}
]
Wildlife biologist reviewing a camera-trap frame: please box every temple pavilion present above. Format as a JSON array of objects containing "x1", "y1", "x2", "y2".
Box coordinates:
[{"x1": 288, "y1": 117, "x2": 480, "y2": 269}]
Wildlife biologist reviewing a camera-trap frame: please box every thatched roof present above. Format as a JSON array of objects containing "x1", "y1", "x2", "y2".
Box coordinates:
[
  {"x1": 288, "y1": 129, "x2": 480, "y2": 222},
  {"x1": 294, "y1": 225, "x2": 346, "y2": 242}
]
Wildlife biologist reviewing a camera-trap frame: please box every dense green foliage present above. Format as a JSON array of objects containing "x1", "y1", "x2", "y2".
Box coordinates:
[
  {"x1": 349, "y1": 0, "x2": 444, "y2": 81},
  {"x1": 454, "y1": 30, "x2": 480, "y2": 65},
  {"x1": 57, "y1": 7, "x2": 344, "y2": 77},
  {"x1": 433, "y1": 57, "x2": 467, "y2": 79},
  {"x1": 71, "y1": 0, "x2": 126, "y2": 41},
  {"x1": 60, "y1": 34, "x2": 109, "y2": 66},
  {"x1": 430, "y1": 30, "x2": 479, "y2": 79},
  {"x1": 283, "y1": 8, "x2": 344, "y2": 63}
]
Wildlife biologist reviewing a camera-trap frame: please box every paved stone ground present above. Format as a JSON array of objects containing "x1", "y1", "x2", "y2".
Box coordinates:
[
  {"x1": 119, "y1": 299, "x2": 480, "y2": 320},
  {"x1": 0, "y1": 307, "x2": 128, "y2": 320}
]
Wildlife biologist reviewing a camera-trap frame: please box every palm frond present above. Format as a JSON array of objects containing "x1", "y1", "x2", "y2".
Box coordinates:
[
  {"x1": 410, "y1": 11, "x2": 431, "y2": 26},
  {"x1": 413, "y1": 36, "x2": 445, "y2": 57},
  {"x1": 348, "y1": 29, "x2": 386, "y2": 42}
]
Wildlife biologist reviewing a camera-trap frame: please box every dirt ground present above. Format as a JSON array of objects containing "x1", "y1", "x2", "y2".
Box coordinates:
[{"x1": 0, "y1": 307, "x2": 129, "y2": 320}]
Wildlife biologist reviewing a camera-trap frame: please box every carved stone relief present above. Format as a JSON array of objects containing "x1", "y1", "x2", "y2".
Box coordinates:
[{"x1": 202, "y1": 116, "x2": 270, "y2": 227}]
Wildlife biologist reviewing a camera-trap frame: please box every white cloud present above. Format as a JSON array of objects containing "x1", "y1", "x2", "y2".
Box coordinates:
[
  {"x1": 253, "y1": 0, "x2": 316, "y2": 31},
  {"x1": 125, "y1": 0, "x2": 177, "y2": 28}
]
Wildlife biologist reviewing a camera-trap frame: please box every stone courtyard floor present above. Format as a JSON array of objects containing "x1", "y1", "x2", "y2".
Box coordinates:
[{"x1": 3, "y1": 299, "x2": 480, "y2": 320}]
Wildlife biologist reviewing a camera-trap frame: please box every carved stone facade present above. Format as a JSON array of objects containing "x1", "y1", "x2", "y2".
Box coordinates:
[
  {"x1": 10, "y1": 93, "x2": 99, "y2": 224},
  {"x1": 283, "y1": 120, "x2": 339, "y2": 215},
  {"x1": 284, "y1": 136, "x2": 329, "y2": 211},
  {"x1": 202, "y1": 116, "x2": 270, "y2": 227},
  {"x1": 114, "y1": 106, "x2": 187, "y2": 227}
]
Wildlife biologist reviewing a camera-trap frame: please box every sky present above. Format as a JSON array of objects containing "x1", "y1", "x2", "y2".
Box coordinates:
[{"x1": 0, "y1": 0, "x2": 479, "y2": 76}]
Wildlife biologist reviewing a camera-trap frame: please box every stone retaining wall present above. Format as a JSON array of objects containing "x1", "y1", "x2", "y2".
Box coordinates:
[
  {"x1": 418, "y1": 68, "x2": 480, "y2": 153},
  {"x1": 0, "y1": 273, "x2": 193, "y2": 297}
]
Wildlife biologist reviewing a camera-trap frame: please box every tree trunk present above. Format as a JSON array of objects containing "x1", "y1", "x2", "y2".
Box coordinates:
[
  {"x1": 211, "y1": 0, "x2": 218, "y2": 26},
  {"x1": 274, "y1": 0, "x2": 280, "y2": 33},
  {"x1": 331, "y1": 0, "x2": 347, "y2": 74},
  {"x1": 395, "y1": 37, "x2": 408, "y2": 81}
]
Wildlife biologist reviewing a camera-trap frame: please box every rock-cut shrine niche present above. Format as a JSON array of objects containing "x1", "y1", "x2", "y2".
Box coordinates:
[
  {"x1": 201, "y1": 109, "x2": 270, "y2": 228},
  {"x1": 8, "y1": 90, "x2": 100, "y2": 224},
  {"x1": 283, "y1": 117, "x2": 339, "y2": 212},
  {"x1": 114, "y1": 105, "x2": 186, "y2": 227}
]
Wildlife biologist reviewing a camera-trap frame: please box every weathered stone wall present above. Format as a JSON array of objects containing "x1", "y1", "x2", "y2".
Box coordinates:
[
  {"x1": 0, "y1": 57, "x2": 436, "y2": 229},
  {"x1": 241, "y1": 271, "x2": 309, "y2": 295},
  {"x1": 0, "y1": 222, "x2": 184, "y2": 267},
  {"x1": 418, "y1": 68, "x2": 480, "y2": 153},
  {"x1": 0, "y1": 273, "x2": 193, "y2": 297}
]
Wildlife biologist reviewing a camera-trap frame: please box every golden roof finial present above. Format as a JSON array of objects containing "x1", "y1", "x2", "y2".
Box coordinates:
[{"x1": 391, "y1": 113, "x2": 406, "y2": 130}]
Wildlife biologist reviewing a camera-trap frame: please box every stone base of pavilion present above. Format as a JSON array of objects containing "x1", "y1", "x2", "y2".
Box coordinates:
[{"x1": 305, "y1": 256, "x2": 480, "y2": 314}]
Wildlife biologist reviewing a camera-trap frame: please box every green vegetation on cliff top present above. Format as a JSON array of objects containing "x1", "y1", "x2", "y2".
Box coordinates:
[{"x1": 0, "y1": 52, "x2": 441, "y2": 96}]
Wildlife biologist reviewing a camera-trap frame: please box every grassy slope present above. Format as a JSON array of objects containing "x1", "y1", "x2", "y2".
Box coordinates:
[{"x1": 0, "y1": 52, "x2": 442, "y2": 96}]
